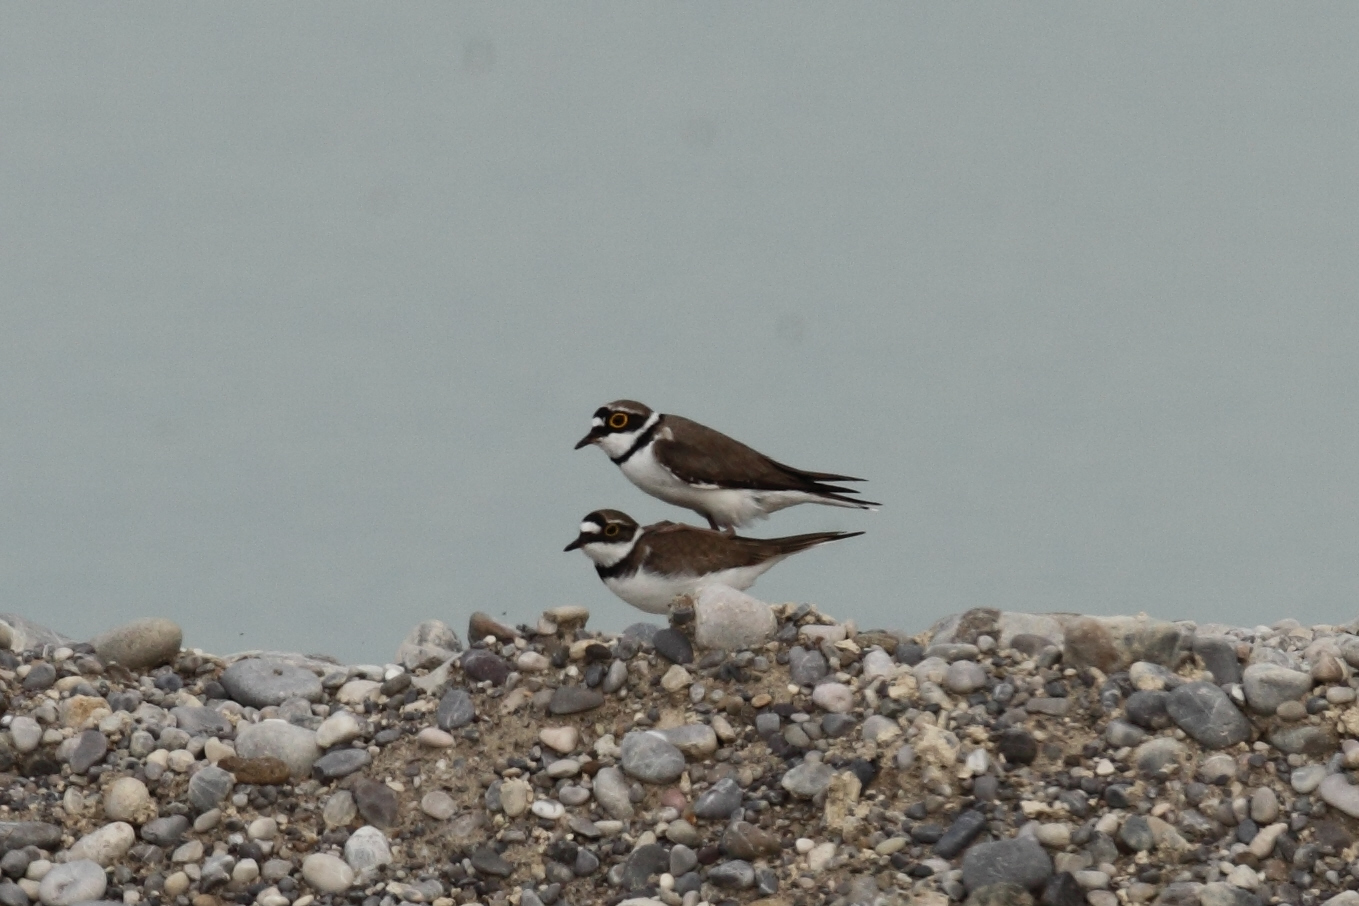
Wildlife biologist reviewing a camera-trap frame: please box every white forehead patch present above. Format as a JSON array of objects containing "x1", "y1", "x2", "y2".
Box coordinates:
[
  {"x1": 579, "y1": 521, "x2": 601, "y2": 534},
  {"x1": 591, "y1": 416, "x2": 604, "y2": 427}
]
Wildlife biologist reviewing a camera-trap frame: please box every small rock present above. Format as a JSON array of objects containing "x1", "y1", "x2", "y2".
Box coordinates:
[
  {"x1": 943, "y1": 660, "x2": 987, "y2": 694},
  {"x1": 315, "y1": 710, "x2": 365, "y2": 748},
  {"x1": 1241, "y1": 663, "x2": 1313, "y2": 714},
  {"x1": 549, "y1": 686, "x2": 605, "y2": 714},
  {"x1": 395, "y1": 619, "x2": 462, "y2": 671},
  {"x1": 1318, "y1": 773, "x2": 1359, "y2": 818},
  {"x1": 693, "y1": 778, "x2": 743, "y2": 819},
  {"x1": 352, "y1": 777, "x2": 399, "y2": 827},
  {"x1": 789, "y1": 646, "x2": 828, "y2": 685},
  {"x1": 234, "y1": 719, "x2": 321, "y2": 777},
  {"x1": 691, "y1": 585, "x2": 776, "y2": 651},
  {"x1": 653, "y1": 724, "x2": 718, "y2": 758},
  {"x1": 311, "y1": 747, "x2": 372, "y2": 780},
  {"x1": 302, "y1": 852, "x2": 355, "y2": 893},
  {"x1": 219, "y1": 755, "x2": 292, "y2": 785},
  {"x1": 343, "y1": 825, "x2": 393, "y2": 875},
  {"x1": 437, "y1": 688, "x2": 477, "y2": 729},
  {"x1": 468, "y1": 611, "x2": 518, "y2": 643},
  {"x1": 460, "y1": 649, "x2": 511, "y2": 685},
  {"x1": 187, "y1": 765, "x2": 235, "y2": 812},
  {"x1": 781, "y1": 759, "x2": 835, "y2": 798},
  {"x1": 420, "y1": 790, "x2": 456, "y2": 819},
  {"x1": 539, "y1": 726, "x2": 580, "y2": 753},
  {"x1": 617, "y1": 843, "x2": 668, "y2": 889},
  {"x1": 470, "y1": 846, "x2": 514, "y2": 877},
  {"x1": 811, "y1": 682, "x2": 854, "y2": 713},
  {"x1": 709, "y1": 859, "x2": 756, "y2": 888},
  {"x1": 592, "y1": 767, "x2": 634, "y2": 819},
  {"x1": 103, "y1": 777, "x2": 155, "y2": 825},
  {"x1": 652, "y1": 629, "x2": 694, "y2": 665},
  {"x1": 619, "y1": 731, "x2": 685, "y2": 784}
]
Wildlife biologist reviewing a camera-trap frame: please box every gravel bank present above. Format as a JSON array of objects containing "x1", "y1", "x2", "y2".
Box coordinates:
[{"x1": 4, "y1": 594, "x2": 1359, "y2": 906}]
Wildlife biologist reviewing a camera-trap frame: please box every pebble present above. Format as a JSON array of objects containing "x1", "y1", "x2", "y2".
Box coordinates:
[
  {"x1": 352, "y1": 777, "x2": 399, "y2": 827},
  {"x1": 468, "y1": 610, "x2": 518, "y2": 643},
  {"x1": 436, "y1": 688, "x2": 477, "y2": 729},
  {"x1": 653, "y1": 723, "x2": 717, "y2": 758},
  {"x1": 592, "y1": 766, "x2": 634, "y2": 819},
  {"x1": 811, "y1": 682, "x2": 854, "y2": 713},
  {"x1": 311, "y1": 747, "x2": 371, "y2": 779},
  {"x1": 315, "y1": 709, "x2": 365, "y2": 747},
  {"x1": 460, "y1": 648, "x2": 511, "y2": 685},
  {"x1": 343, "y1": 825, "x2": 393, "y2": 874},
  {"x1": 620, "y1": 731, "x2": 686, "y2": 783},
  {"x1": 103, "y1": 777, "x2": 155, "y2": 824},
  {"x1": 781, "y1": 759, "x2": 834, "y2": 798},
  {"x1": 652, "y1": 629, "x2": 694, "y2": 665},
  {"x1": 417, "y1": 727, "x2": 455, "y2": 748},
  {"x1": 548, "y1": 685, "x2": 605, "y2": 714},
  {"x1": 1318, "y1": 774, "x2": 1359, "y2": 818},
  {"x1": 302, "y1": 852, "x2": 354, "y2": 893},
  {"x1": 693, "y1": 778, "x2": 743, "y2": 819},
  {"x1": 539, "y1": 726, "x2": 580, "y2": 753},
  {"x1": 420, "y1": 789, "x2": 456, "y2": 819},
  {"x1": 943, "y1": 659, "x2": 987, "y2": 694},
  {"x1": 66, "y1": 729, "x2": 108, "y2": 774},
  {"x1": 1292, "y1": 764, "x2": 1328, "y2": 793}
]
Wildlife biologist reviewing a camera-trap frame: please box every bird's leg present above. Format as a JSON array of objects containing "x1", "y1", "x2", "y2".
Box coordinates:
[{"x1": 704, "y1": 515, "x2": 738, "y2": 536}]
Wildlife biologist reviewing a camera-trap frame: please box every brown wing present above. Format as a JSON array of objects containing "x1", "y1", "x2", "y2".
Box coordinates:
[
  {"x1": 656, "y1": 415, "x2": 871, "y2": 500},
  {"x1": 639, "y1": 521, "x2": 863, "y2": 577}
]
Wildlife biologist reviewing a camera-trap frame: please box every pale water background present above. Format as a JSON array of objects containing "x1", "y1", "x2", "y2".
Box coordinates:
[{"x1": 2, "y1": 6, "x2": 1358, "y2": 663}]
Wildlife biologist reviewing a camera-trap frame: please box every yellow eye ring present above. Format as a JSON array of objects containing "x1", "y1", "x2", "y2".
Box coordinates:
[
  {"x1": 604, "y1": 524, "x2": 620, "y2": 537},
  {"x1": 608, "y1": 412, "x2": 629, "y2": 429}
]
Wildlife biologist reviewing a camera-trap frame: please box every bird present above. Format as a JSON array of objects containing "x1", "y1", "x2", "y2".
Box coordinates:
[
  {"x1": 573, "y1": 400, "x2": 879, "y2": 532},
  {"x1": 564, "y1": 508, "x2": 862, "y2": 614}
]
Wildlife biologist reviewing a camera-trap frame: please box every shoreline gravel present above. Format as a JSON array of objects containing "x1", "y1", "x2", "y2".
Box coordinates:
[{"x1": 4, "y1": 594, "x2": 1359, "y2": 906}]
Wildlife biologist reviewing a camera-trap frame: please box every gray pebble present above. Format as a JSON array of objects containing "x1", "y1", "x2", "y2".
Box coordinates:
[
  {"x1": 220, "y1": 658, "x2": 322, "y2": 707},
  {"x1": 619, "y1": 731, "x2": 685, "y2": 784}
]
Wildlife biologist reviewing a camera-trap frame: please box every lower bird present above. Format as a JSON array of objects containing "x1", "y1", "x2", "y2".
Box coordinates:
[{"x1": 564, "y1": 509, "x2": 862, "y2": 614}]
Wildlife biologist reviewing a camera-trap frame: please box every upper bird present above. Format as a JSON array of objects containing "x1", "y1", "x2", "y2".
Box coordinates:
[{"x1": 574, "y1": 400, "x2": 878, "y2": 532}]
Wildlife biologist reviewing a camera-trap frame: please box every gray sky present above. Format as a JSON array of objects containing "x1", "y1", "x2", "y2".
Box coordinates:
[{"x1": 3, "y1": 6, "x2": 1358, "y2": 663}]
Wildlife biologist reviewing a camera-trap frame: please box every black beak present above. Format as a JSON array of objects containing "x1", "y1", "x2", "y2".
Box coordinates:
[
  {"x1": 573, "y1": 431, "x2": 599, "y2": 450},
  {"x1": 564, "y1": 535, "x2": 587, "y2": 552}
]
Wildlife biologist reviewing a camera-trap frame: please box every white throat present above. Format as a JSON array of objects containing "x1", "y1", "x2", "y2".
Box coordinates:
[
  {"x1": 594, "y1": 412, "x2": 661, "y2": 461},
  {"x1": 580, "y1": 535, "x2": 639, "y2": 568}
]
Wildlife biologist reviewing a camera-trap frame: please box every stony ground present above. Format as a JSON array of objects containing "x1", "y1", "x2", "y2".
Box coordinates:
[{"x1": 6, "y1": 594, "x2": 1359, "y2": 906}]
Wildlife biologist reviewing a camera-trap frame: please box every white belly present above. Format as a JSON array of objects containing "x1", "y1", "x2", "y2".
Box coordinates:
[
  {"x1": 603, "y1": 562, "x2": 780, "y2": 614},
  {"x1": 619, "y1": 445, "x2": 817, "y2": 527}
]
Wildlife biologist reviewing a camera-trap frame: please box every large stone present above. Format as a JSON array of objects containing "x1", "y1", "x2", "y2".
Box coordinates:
[
  {"x1": 618, "y1": 843, "x2": 668, "y2": 889},
  {"x1": 220, "y1": 658, "x2": 322, "y2": 707},
  {"x1": 691, "y1": 585, "x2": 776, "y2": 651},
  {"x1": 66, "y1": 729, "x2": 108, "y2": 774},
  {"x1": 1133, "y1": 738, "x2": 1186, "y2": 778},
  {"x1": 90, "y1": 618, "x2": 182, "y2": 670},
  {"x1": 1197, "y1": 883, "x2": 1263, "y2": 906},
  {"x1": 619, "y1": 731, "x2": 685, "y2": 784},
  {"x1": 961, "y1": 836, "x2": 1053, "y2": 892},
  {"x1": 36, "y1": 860, "x2": 106, "y2": 906},
  {"x1": 592, "y1": 766, "x2": 634, "y2": 819},
  {"x1": 1063, "y1": 615, "x2": 1189, "y2": 673},
  {"x1": 1165, "y1": 682, "x2": 1251, "y2": 749},
  {"x1": 302, "y1": 852, "x2": 354, "y2": 893},
  {"x1": 548, "y1": 686, "x2": 605, "y2": 714},
  {"x1": 460, "y1": 649, "x2": 511, "y2": 685},
  {"x1": 67, "y1": 822, "x2": 135, "y2": 866},
  {"x1": 693, "y1": 778, "x2": 743, "y2": 819},
  {"x1": 0, "y1": 822, "x2": 62, "y2": 853},
  {"x1": 396, "y1": 619, "x2": 463, "y2": 671},
  {"x1": 0, "y1": 613, "x2": 70, "y2": 651},
  {"x1": 352, "y1": 777, "x2": 399, "y2": 828},
  {"x1": 1318, "y1": 774, "x2": 1359, "y2": 818},
  {"x1": 1241, "y1": 663, "x2": 1313, "y2": 714},
  {"x1": 234, "y1": 719, "x2": 321, "y2": 777},
  {"x1": 788, "y1": 646, "x2": 828, "y2": 685},
  {"x1": 1194, "y1": 636, "x2": 1243, "y2": 685}
]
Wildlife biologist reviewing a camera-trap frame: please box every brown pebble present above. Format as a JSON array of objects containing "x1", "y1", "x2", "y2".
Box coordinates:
[
  {"x1": 219, "y1": 756, "x2": 291, "y2": 786},
  {"x1": 660, "y1": 788, "x2": 688, "y2": 810},
  {"x1": 751, "y1": 693, "x2": 772, "y2": 708}
]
